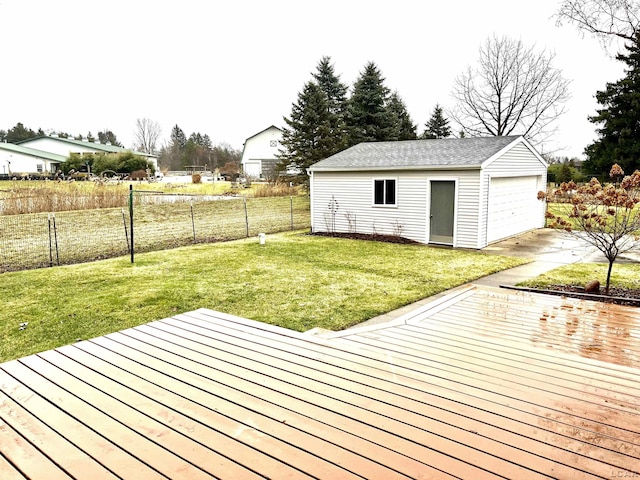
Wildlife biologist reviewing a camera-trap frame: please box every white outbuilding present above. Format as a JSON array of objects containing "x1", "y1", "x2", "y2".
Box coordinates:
[
  {"x1": 240, "y1": 125, "x2": 283, "y2": 179},
  {"x1": 308, "y1": 135, "x2": 547, "y2": 249},
  {"x1": 0, "y1": 142, "x2": 67, "y2": 176},
  {"x1": 17, "y1": 136, "x2": 159, "y2": 172}
]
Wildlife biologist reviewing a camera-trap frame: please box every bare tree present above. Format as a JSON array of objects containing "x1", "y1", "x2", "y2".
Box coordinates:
[
  {"x1": 450, "y1": 35, "x2": 571, "y2": 146},
  {"x1": 133, "y1": 118, "x2": 162, "y2": 154},
  {"x1": 556, "y1": 0, "x2": 640, "y2": 46}
]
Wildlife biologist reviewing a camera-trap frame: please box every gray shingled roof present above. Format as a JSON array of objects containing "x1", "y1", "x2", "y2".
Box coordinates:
[{"x1": 309, "y1": 136, "x2": 522, "y2": 171}]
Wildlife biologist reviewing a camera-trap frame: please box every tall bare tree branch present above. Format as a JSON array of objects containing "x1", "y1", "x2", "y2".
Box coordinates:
[
  {"x1": 555, "y1": 0, "x2": 640, "y2": 48},
  {"x1": 449, "y1": 35, "x2": 571, "y2": 147},
  {"x1": 134, "y1": 118, "x2": 162, "y2": 155}
]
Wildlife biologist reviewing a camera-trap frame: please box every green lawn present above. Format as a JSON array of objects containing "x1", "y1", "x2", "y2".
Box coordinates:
[
  {"x1": 519, "y1": 262, "x2": 640, "y2": 291},
  {"x1": 0, "y1": 231, "x2": 528, "y2": 362}
]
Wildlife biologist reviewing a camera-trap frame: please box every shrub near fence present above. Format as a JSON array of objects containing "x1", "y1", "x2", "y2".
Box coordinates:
[{"x1": 0, "y1": 193, "x2": 311, "y2": 273}]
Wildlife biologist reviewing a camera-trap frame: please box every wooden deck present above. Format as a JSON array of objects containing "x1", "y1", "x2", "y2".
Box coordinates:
[{"x1": 1, "y1": 285, "x2": 639, "y2": 479}]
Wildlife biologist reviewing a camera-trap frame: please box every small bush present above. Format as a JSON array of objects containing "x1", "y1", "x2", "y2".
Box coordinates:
[
  {"x1": 130, "y1": 170, "x2": 147, "y2": 181},
  {"x1": 192, "y1": 173, "x2": 202, "y2": 184}
]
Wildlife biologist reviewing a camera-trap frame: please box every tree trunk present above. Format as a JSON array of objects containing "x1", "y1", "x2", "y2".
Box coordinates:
[{"x1": 605, "y1": 259, "x2": 614, "y2": 295}]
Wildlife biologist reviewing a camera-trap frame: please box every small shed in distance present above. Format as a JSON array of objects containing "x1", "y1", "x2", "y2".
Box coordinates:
[{"x1": 308, "y1": 136, "x2": 547, "y2": 249}]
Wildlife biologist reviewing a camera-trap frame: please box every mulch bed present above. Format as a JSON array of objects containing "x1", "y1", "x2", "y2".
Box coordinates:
[
  {"x1": 503, "y1": 284, "x2": 640, "y2": 307},
  {"x1": 311, "y1": 232, "x2": 420, "y2": 244}
]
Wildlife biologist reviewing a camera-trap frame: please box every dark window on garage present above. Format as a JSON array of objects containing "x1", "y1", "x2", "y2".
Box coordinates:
[{"x1": 374, "y1": 179, "x2": 396, "y2": 205}]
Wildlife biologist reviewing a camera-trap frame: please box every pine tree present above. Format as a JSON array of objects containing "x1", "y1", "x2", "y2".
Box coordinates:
[
  {"x1": 387, "y1": 92, "x2": 417, "y2": 140},
  {"x1": 421, "y1": 104, "x2": 452, "y2": 139},
  {"x1": 312, "y1": 56, "x2": 350, "y2": 151},
  {"x1": 6, "y1": 123, "x2": 37, "y2": 143},
  {"x1": 346, "y1": 62, "x2": 395, "y2": 145},
  {"x1": 97, "y1": 130, "x2": 123, "y2": 147},
  {"x1": 159, "y1": 125, "x2": 188, "y2": 170},
  {"x1": 585, "y1": 33, "x2": 640, "y2": 176},
  {"x1": 278, "y1": 81, "x2": 335, "y2": 182},
  {"x1": 313, "y1": 56, "x2": 348, "y2": 116},
  {"x1": 170, "y1": 125, "x2": 187, "y2": 150}
]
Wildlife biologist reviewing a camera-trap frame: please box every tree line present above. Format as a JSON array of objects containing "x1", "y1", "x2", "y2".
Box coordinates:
[
  {"x1": 1, "y1": 121, "x2": 242, "y2": 174},
  {"x1": 279, "y1": 1, "x2": 640, "y2": 182},
  {"x1": 0, "y1": 123, "x2": 123, "y2": 147},
  {"x1": 276, "y1": 57, "x2": 454, "y2": 181},
  {"x1": 278, "y1": 40, "x2": 572, "y2": 183},
  {"x1": 156, "y1": 125, "x2": 240, "y2": 173}
]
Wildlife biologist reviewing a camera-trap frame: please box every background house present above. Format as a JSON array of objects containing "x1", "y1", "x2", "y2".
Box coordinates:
[
  {"x1": 17, "y1": 136, "x2": 159, "y2": 172},
  {"x1": 0, "y1": 142, "x2": 67, "y2": 177},
  {"x1": 240, "y1": 126, "x2": 283, "y2": 179},
  {"x1": 308, "y1": 136, "x2": 547, "y2": 249}
]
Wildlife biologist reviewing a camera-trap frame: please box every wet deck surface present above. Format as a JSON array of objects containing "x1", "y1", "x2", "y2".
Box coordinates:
[{"x1": 1, "y1": 285, "x2": 639, "y2": 479}]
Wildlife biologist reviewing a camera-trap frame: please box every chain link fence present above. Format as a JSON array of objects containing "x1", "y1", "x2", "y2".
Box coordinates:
[{"x1": 0, "y1": 192, "x2": 310, "y2": 273}]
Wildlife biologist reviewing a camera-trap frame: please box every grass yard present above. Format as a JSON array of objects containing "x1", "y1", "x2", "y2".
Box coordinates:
[
  {"x1": 0, "y1": 179, "x2": 303, "y2": 215},
  {"x1": 519, "y1": 262, "x2": 640, "y2": 291},
  {"x1": 0, "y1": 231, "x2": 527, "y2": 362}
]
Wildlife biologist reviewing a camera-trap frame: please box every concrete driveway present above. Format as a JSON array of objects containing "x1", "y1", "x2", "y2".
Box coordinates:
[
  {"x1": 477, "y1": 228, "x2": 640, "y2": 287},
  {"x1": 351, "y1": 228, "x2": 639, "y2": 328}
]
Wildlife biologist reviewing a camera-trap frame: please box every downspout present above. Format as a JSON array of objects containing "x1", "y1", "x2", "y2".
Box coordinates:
[
  {"x1": 484, "y1": 173, "x2": 491, "y2": 248},
  {"x1": 307, "y1": 169, "x2": 314, "y2": 233}
]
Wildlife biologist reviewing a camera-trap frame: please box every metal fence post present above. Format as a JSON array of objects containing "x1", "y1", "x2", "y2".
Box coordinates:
[
  {"x1": 290, "y1": 196, "x2": 294, "y2": 230},
  {"x1": 190, "y1": 202, "x2": 196, "y2": 243},
  {"x1": 129, "y1": 185, "x2": 134, "y2": 263},
  {"x1": 122, "y1": 208, "x2": 130, "y2": 253},
  {"x1": 52, "y1": 213, "x2": 59, "y2": 266},
  {"x1": 47, "y1": 214, "x2": 54, "y2": 267},
  {"x1": 244, "y1": 197, "x2": 249, "y2": 237}
]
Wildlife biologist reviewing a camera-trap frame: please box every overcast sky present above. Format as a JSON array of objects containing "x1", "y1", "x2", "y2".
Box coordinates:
[{"x1": 0, "y1": 0, "x2": 628, "y2": 158}]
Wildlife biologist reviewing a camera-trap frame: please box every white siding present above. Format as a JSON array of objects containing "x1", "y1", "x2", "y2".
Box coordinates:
[
  {"x1": 19, "y1": 138, "x2": 159, "y2": 171},
  {"x1": 0, "y1": 150, "x2": 58, "y2": 175},
  {"x1": 480, "y1": 142, "x2": 547, "y2": 245},
  {"x1": 311, "y1": 170, "x2": 482, "y2": 248},
  {"x1": 240, "y1": 127, "x2": 282, "y2": 178}
]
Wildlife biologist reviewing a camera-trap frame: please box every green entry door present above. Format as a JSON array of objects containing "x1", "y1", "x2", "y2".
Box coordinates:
[{"x1": 429, "y1": 180, "x2": 455, "y2": 245}]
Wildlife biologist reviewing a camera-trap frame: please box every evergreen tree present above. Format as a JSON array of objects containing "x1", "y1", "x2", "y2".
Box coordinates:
[
  {"x1": 585, "y1": 33, "x2": 640, "y2": 176},
  {"x1": 159, "y1": 124, "x2": 187, "y2": 170},
  {"x1": 201, "y1": 133, "x2": 213, "y2": 150},
  {"x1": 6, "y1": 123, "x2": 37, "y2": 143},
  {"x1": 346, "y1": 62, "x2": 395, "y2": 145},
  {"x1": 184, "y1": 132, "x2": 211, "y2": 167},
  {"x1": 170, "y1": 125, "x2": 187, "y2": 150},
  {"x1": 312, "y1": 56, "x2": 350, "y2": 151},
  {"x1": 313, "y1": 56, "x2": 348, "y2": 116},
  {"x1": 421, "y1": 104, "x2": 452, "y2": 139},
  {"x1": 278, "y1": 81, "x2": 335, "y2": 182},
  {"x1": 97, "y1": 130, "x2": 123, "y2": 146},
  {"x1": 387, "y1": 92, "x2": 417, "y2": 140}
]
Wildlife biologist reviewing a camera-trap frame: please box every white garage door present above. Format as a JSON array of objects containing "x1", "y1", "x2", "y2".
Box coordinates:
[
  {"x1": 243, "y1": 160, "x2": 261, "y2": 178},
  {"x1": 487, "y1": 176, "x2": 539, "y2": 243}
]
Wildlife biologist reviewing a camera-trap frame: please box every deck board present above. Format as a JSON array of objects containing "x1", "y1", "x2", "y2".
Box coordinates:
[
  {"x1": 1, "y1": 285, "x2": 639, "y2": 479},
  {"x1": 173, "y1": 308, "x2": 638, "y2": 478}
]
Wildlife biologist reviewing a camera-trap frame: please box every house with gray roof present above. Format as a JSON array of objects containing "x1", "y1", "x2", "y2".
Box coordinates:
[
  {"x1": 0, "y1": 142, "x2": 67, "y2": 177},
  {"x1": 308, "y1": 135, "x2": 547, "y2": 248}
]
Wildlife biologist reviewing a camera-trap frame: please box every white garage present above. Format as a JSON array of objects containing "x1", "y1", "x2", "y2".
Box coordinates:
[
  {"x1": 309, "y1": 135, "x2": 548, "y2": 249},
  {"x1": 487, "y1": 176, "x2": 541, "y2": 243}
]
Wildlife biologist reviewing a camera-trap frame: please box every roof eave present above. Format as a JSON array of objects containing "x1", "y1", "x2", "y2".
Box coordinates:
[{"x1": 309, "y1": 164, "x2": 481, "y2": 173}]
